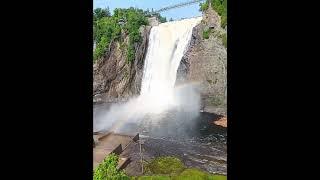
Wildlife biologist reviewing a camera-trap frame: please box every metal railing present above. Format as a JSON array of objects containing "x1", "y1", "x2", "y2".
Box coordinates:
[{"x1": 155, "y1": 0, "x2": 205, "y2": 13}]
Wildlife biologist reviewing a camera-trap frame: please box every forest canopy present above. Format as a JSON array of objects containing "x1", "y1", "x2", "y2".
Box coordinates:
[{"x1": 93, "y1": 7, "x2": 167, "y2": 62}]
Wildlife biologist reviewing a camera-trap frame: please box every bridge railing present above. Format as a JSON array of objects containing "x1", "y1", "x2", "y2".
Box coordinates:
[{"x1": 154, "y1": 0, "x2": 205, "y2": 13}]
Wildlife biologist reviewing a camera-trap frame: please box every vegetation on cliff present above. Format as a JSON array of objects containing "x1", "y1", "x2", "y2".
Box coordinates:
[
  {"x1": 93, "y1": 7, "x2": 168, "y2": 63},
  {"x1": 200, "y1": 0, "x2": 227, "y2": 28},
  {"x1": 211, "y1": 0, "x2": 227, "y2": 28},
  {"x1": 203, "y1": 29, "x2": 211, "y2": 39},
  {"x1": 199, "y1": 1, "x2": 209, "y2": 11},
  {"x1": 93, "y1": 7, "x2": 148, "y2": 63},
  {"x1": 142, "y1": 9, "x2": 167, "y2": 23}
]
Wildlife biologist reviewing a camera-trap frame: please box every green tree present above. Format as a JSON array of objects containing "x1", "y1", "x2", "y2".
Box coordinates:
[
  {"x1": 93, "y1": 7, "x2": 148, "y2": 62},
  {"x1": 210, "y1": 0, "x2": 227, "y2": 28},
  {"x1": 199, "y1": 1, "x2": 209, "y2": 11},
  {"x1": 159, "y1": 16, "x2": 167, "y2": 23},
  {"x1": 94, "y1": 7, "x2": 110, "y2": 20}
]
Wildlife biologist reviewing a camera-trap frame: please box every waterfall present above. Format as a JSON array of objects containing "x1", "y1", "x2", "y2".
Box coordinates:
[
  {"x1": 140, "y1": 17, "x2": 202, "y2": 111},
  {"x1": 94, "y1": 17, "x2": 202, "y2": 133},
  {"x1": 141, "y1": 17, "x2": 202, "y2": 95}
]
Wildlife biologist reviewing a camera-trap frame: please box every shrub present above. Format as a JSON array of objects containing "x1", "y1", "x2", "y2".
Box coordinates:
[
  {"x1": 126, "y1": 44, "x2": 135, "y2": 63},
  {"x1": 203, "y1": 29, "x2": 211, "y2": 39},
  {"x1": 93, "y1": 153, "x2": 129, "y2": 180},
  {"x1": 211, "y1": 0, "x2": 227, "y2": 28},
  {"x1": 93, "y1": 36, "x2": 109, "y2": 62},
  {"x1": 199, "y1": 1, "x2": 209, "y2": 11},
  {"x1": 221, "y1": 15, "x2": 227, "y2": 29}
]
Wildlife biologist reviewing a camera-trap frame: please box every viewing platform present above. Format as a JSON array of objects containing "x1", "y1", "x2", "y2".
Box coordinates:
[{"x1": 93, "y1": 131, "x2": 139, "y2": 170}]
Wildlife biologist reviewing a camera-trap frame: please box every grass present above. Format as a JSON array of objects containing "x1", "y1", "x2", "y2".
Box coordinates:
[
  {"x1": 133, "y1": 169, "x2": 226, "y2": 180},
  {"x1": 132, "y1": 176, "x2": 171, "y2": 180},
  {"x1": 135, "y1": 156, "x2": 227, "y2": 180},
  {"x1": 144, "y1": 157, "x2": 185, "y2": 175},
  {"x1": 173, "y1": 169, "x2": 226, "y2": 180}
]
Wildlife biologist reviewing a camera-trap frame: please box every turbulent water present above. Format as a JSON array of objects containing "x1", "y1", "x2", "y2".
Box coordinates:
[{"x1": 94, "y1": 17, "x2": 203, "y2": 133}]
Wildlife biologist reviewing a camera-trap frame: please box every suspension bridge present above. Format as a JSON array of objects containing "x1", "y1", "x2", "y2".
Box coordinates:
[{"x1": 154, "y1": 0, "x2": 205, "y2": 13}]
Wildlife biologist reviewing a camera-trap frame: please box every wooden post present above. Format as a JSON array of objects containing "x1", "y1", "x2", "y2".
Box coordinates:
[{"x1": 139, "y1": 140, "x2": 144, "y2": 174}]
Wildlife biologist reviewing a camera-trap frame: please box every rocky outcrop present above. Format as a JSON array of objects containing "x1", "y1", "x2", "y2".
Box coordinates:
[
  {"x1": 177, "y1": 6, "x2": 227, "y2": 115},
  {"x1": 93, "y1": 25, "x2": 152, "y2": 103}
]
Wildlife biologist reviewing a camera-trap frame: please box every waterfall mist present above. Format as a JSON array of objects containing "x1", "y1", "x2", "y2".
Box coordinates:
[{"x1": 94, "y1": 17, "x2": 202, "y2": 138}]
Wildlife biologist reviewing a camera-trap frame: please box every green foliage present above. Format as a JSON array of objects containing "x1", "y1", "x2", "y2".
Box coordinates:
[
  {"x1": 199, "y1": 0, "x2": 227, "y2": 28},
  {"x1": 221, "y1": 15, "x2": 227, "y2": 29},
  {"x1": 211, "y1": 0, "x2": 227, "y2": 28},
  {"x1": 94, "y1": 36, "x2": 108, "y2": 62},
  {"x1": 93, "y1": 7, "x2": 148, "y2": 62},
  {"x1": 126, "y1": 44, "x2": 135, "y2": 62},
  {"x1": 132, "y1": 172, "x2": 226, "y2": 180},
  {"x1": 203, "y1": 29, "x2": 211, "y2": 39},
  {"x1": 93, "y1": 153, "x2": 129, "y2": 180},
  {"x1": 173, "y1": 169, "x2": 227, "y2": 180},
  {"x1": 133, "y1": 168, "x2": 226, "y2": 180},
  {"x1": 159, "y1": 16, "x2": 167, "y2": 23},
  {"x1": 172, "y1": 169, "x2": 210, "y2": 180},
  {"x1": 94, "y1": 8, "x2": 111, "y2": 22},
  {"x1": 132, "y1": 176, "x2": 171, "y2": 180},
  {"x1": 151, "y1": 12, "x2": 167, "y2": 23},
  {"x1": 93, "y1": 7, "x2": 111, "y2": 47},
  {"x1": 133, "y1": 156, "x2": 226, "y2": 180},
  {"x1": 145, "y1": 157, "x2": 185, "y2": 175},
  {"x1": 199, "y1": 1, "x2": 209, "y2": 11}
]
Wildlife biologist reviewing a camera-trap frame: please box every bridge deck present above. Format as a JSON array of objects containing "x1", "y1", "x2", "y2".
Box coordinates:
[{"x1": 155, "y1": 0, "x2": 205, "y2": 13}]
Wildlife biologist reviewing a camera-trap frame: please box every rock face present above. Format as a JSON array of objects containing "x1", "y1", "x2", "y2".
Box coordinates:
[
  {"x1": 148, "y1": 17, "x2": 159, "y2": 26},
  {"x1": 93, "y1": 25, "x2": 152, "y2": 103},
  {"x1": 177, "y1": 7, "x2": 227, "y2": 115}
]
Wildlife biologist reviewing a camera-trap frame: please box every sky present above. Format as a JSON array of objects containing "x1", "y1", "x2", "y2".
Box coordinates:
[{"x1": 93, "y1": 0, "x2": 202, "y2": 20}]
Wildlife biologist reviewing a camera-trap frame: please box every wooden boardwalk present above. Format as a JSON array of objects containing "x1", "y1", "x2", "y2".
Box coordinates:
[{"x1": 93, "y1": 132, "x2": 139, "y2": 170}]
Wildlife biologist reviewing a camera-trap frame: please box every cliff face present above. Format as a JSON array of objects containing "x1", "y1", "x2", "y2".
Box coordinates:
[
  {"x1": 93, "y1": 25, "x2": 151, "y2": 103},
  {"x1": 177, "y1": 7, "x2": 227, "y2": 115}
]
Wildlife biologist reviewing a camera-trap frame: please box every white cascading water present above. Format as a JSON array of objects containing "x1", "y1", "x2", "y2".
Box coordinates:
[
  {"x1": 94, "y1": 17, "x2": 202, "y2": 133},
  {"x1": 140, "y1": 17, "x2": 202, "y2": 113}
]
